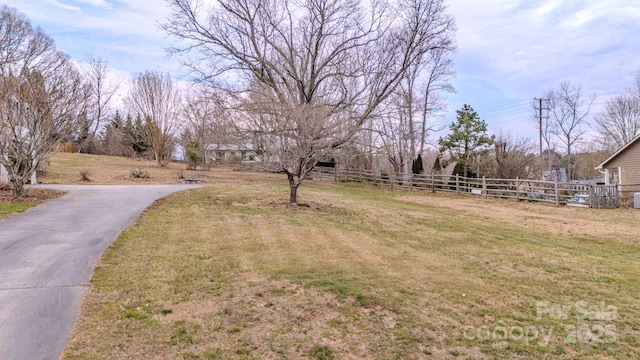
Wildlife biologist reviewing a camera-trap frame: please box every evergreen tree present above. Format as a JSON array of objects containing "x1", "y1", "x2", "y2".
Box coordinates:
[
  {"x1": 438, "y1": 104, "x2": 494, "y2": 178},
  {"x1": 412, "y1": 154, "x2": 424, "y2": 174},
  {"x1": 123, "y1": 114, "x2": 151, "y2": 156},
  {"x1": 432, "y1": 155, "x2": 442, "y2": 173}
]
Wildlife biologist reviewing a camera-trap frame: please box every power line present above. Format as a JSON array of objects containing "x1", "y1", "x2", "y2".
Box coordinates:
[{"x1": 475, "y1": 99, "x2": 531, "y2": 113}]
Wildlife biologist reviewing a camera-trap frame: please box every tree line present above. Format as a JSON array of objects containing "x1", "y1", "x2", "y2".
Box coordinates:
[
  {"x1": 3, "y1": 1, "x2": 639, "y2": 202},
  {"x1": 436, "y1": 77, "x2": 640, "y2": 184},
  {"x1": 0, "y1": 5, "x2": 213, "y2": 196}
]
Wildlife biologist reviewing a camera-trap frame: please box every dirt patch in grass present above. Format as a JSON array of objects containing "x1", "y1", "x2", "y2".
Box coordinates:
[
  {"x1": 153, "y1": 277, "x2": 406, "y2": 359},
  {"x1": 68, "y1": 275, "x2": 445, "y2": 360},
  {"x1": 252, "y1": 198, "x2": 344, "y2": 212},
  {"x1": 0, "y1": 185, "x2": 64, "y2": 203}
]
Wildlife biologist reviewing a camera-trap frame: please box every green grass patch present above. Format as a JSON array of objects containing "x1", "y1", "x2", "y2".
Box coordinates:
[{"x1": 0, "y1": 202, "x2": 35, "y2": 219}]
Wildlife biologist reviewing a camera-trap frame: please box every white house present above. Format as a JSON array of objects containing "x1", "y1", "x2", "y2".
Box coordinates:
[{"x1": 205, "y1": 143, "x2": 260, "y2": 164}]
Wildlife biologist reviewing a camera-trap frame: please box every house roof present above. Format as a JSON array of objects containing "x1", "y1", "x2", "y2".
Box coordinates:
[{"x1": 595, "y1": 134, "x2": 640, "y2": 169}]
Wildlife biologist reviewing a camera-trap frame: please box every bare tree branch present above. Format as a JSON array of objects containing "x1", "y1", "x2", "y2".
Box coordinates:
[
  {"x1": 163, "y1": 0, "x2": 455, "y2": 203},
  {"x1": 124, "y1": 70, "x2": 182, "y2": 167},
  {"x1": 545, "y1": 80, "x2": 595, "y2": 181},
  {"x1": 594, "y1": 74, "x2": 640, "y2": 150},
  {"x1": 0, "y1": 5, "x2": 86, "y2": 196}
]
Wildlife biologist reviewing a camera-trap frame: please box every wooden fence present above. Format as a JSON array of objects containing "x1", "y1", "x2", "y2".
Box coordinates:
[
  {"x1": 55, "y1": 142, "x2": 74, "y2": 153},
  {"x1": 309, "y1": 167, "x2": 623, "y2": 208}
]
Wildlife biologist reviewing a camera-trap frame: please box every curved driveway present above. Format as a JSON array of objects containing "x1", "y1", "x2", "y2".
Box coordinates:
[{"x1": 0, "y1": 184, "x2": 201, "y2": 360}]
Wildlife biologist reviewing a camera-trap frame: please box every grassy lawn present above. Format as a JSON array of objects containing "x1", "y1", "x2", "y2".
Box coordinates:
[
  {"x1": 0, "y1": 201, "x2": 36, "y2": 220},
  {"x1": 62, "y1": 166, "x2": 640, "y2": 359},
  {"x1": 40, "y1": 152, "x2": 216, "y2": 184}
]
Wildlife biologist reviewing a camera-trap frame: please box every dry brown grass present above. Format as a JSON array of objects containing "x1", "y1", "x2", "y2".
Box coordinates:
[
  {"x1": 62, "y1": 165, "x2": 640, "y2": 360},
  {"x1": 40, "y1": 153, "x2": 218, "y2": 184}
]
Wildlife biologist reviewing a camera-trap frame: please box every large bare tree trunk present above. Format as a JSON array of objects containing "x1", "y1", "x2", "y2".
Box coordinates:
[
  {"x1": 286, "y1": 171, "x2": 306, "y2": 204},
  {"x1": 289, "y1": 183, "x2": 299, "y2": 204}
]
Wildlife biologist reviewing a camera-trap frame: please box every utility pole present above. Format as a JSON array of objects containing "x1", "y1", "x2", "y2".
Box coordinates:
[{"x1": 534, "y1": 98, "x2": 548, "y2": 180}]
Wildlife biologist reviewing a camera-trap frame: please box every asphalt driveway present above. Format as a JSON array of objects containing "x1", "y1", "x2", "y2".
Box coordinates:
[{"x1": 0, "y1": 184, "x2": 201, "y2": 360}]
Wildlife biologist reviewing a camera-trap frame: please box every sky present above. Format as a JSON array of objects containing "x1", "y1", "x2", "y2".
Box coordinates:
[{"x1": 4, "y1": 0, "x2": 640, "y2": 145}]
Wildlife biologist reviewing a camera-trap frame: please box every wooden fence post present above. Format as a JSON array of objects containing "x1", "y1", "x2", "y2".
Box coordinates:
[
  {"x1": 456, "y1": 174, "x2": 460, "y2": 194},
  {"x1": 431, "y1": 173, "x2": 435, "y2": 193},
  {"x1": 482, "y1": 176, "x2": 487, "y2": 198},
  {"x1": 516, "y1": 177, "x2": 520, "y2": 201},
  {"x1": 554, "y1": 179, "x2": 560, "y2": 207}
]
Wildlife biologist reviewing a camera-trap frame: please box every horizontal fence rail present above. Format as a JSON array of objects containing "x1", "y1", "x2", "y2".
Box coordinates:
[{"x1": 309, "y1": 167, "x2": 634, "y2": 209}]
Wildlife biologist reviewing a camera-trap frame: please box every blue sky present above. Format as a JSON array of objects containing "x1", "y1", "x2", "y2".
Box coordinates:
[
  {"x1": 5, "y1": 0, "x2": 640, "y2": 145},
  {"x1": 446, "y1": 0, "x2": 640, "y2": 141}
]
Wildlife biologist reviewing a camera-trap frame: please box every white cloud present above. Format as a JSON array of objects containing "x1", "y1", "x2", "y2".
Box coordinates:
[
  {"x1": 45, "y1": 0, "x2": 81, "y2": 12},
  {"x1": 447, "y1": 0, "x2": 640, "y2": 99},
  {"x1": 71, "y1": 0, "x2": 110, "y2": 6},
  {"x1": 440, "y1": 0, "x2": 640, "y2": 140}
]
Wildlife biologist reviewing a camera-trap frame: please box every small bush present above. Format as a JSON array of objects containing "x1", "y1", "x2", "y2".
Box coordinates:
[
  {"x1": 130, "y1": 168, "x2": 150, "y2": 179},
  {"x1": 79, "y1": 169, "x2": 92, "y2": 182}
]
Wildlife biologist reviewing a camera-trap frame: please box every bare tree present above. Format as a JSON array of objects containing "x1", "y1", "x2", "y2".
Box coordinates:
[
  {"x1": 545, "y1": 81, "x2": 595, "y2": 181},
  {"x1": 76, "y1": 54, "x2": 119, "y2": 153},
  {"x1": 0, "y1": 5, "x2": 86, "y2": 196},
  {"x1": 182, "y1": 85, "x2": 232, "y2": 169},
  {"x1": 163, "y1": 0, "x2": 455, "y2": 203},
  {"x1": 494, "y1": 132, "x2": 536, "y2": 179},
  {"x1": 124, "y1": 70, "x2": 182, "y2": 166},
  {"x1": 593, "y1": 76, "x2": 640, "y2": 150},
  {"x1": 418, "y1": 48, "x2": 455, "y2": 155},
  {"x1": 376, "y1": 46, "x2": 454, "y2": 179},
  {"x1": 375, "y1": 98, "x2": 411, "y2": 179}
]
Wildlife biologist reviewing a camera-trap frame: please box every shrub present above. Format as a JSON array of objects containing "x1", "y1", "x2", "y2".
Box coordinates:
[
  {"x1": 79, "y1": 169, "x2": 92, "y2": 182},
  {"x1": 185, "y1": 140, "x2": 202, "y2": 170},
  {"x1": 130, "y1": 168, "x2": 150, "y2": 179}
]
